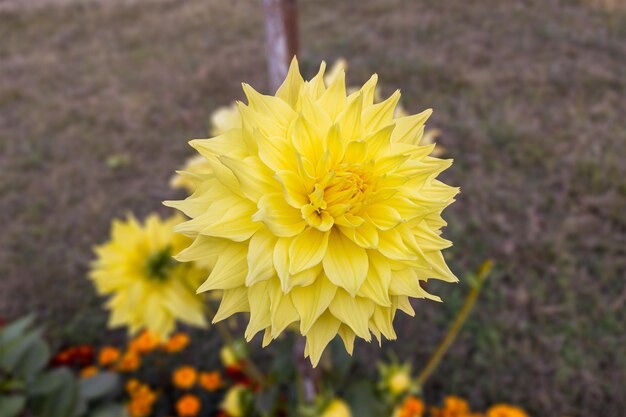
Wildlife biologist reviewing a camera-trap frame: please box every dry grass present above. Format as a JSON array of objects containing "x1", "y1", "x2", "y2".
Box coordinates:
[{"x1": 1, "y1": 0, "x2": 625, "y2": 415}]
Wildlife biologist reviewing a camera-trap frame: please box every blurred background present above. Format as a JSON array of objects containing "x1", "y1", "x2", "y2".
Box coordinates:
[{"x1": 0, "y1": 0, "x2": 624, "y2": 415}]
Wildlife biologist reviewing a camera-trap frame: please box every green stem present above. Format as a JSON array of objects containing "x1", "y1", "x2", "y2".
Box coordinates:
[{"x1": 415, "y1": 260, "x2": 493, "y2": 387}]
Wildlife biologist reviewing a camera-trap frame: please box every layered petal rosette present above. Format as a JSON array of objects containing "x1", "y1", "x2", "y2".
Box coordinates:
[{"x1": 166, "y1": 59, "x2": 458, "y2": 365}]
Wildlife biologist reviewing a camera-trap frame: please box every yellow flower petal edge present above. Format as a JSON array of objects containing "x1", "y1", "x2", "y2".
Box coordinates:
[
  {"x1": 165, "y1": 58, "x2": 459, "y2": 366},
  {"x1": 89, "y1": 213, "x2": 208, "y2": 339}
]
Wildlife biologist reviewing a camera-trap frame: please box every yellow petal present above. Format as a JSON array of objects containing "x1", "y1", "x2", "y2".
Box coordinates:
[
  {"x1": 275, "y1": 57, "x2": 304, "y2": 108},
  {"x1": 288, "y1": 227, "x2": 330, "y2": 274},
  {"x1": 213, "y1": 288, "x2": 250, "y2": 323},
  {"x1": 323, "y1": 229, "x2": 369, "y2": 296},
  {"x1": 253, "y1": 193, "x2": 307, "y2": 237},
  {"x1": 245, "y1": 281, "x2": 271, "y2": 341},
  {"x1": 246, "y1": 228, "x2": 277, "y2": 286},
  {"x1": 304, "y1": 312, "x2": 341, "y2": 367},
  {"x1": 291, "y1": 276, "x2": 337, "y2": 335},
  {"x1": 328, "y1": 289, "x2": 374, "y2": 340},
  {"x1": 197, "y1": 244, "x2": 247, "y2": 293}
]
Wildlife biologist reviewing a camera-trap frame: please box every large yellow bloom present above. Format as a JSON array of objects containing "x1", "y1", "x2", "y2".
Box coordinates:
[
  {"x1": 90, "y1": 214, "x2": 207, "y2": 338},
  {"x1": 166, "y1": 58, "x2": 458, "y2": 366}
]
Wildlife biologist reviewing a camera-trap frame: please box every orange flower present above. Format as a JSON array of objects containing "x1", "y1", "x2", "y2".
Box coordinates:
[
  {"x1": 98, "y1": 346, "x2": 121, "y2": 366},
  {"x1": 398, "y1": 396, "x2": 425, "y2": 417},
  {"x1": 487, "y1": 404, "x2": 529, "y2": 417},
  {"x1": 126, "y1": 378, "x2": 141, "y2": 394},
  {"x1": 176, "y1": 394, "x2": 201, "y2": 417},
  {"x1": 199, "y1": 371, "x2": 222, "y2": 392},
  {"x1": 126, "y1": 383, "x2": 157, "y2": 417},
  {"x1": 443, "y1": 396, "x2": 470, "y2": 414},
  {"x1": 80, "y1": 366, "x2": 99, "y2": 378},
  {"x1": 130, "y1": 330, "x2": 161, "y2": 354},
  {"x1": 163, "y1": 332, "x2": 190, "y2": 353},
  {"x1": 118, "y1": 350, "x2": 141, "y2": 372},
  {"x1": 173, "y1": 366, "x2": 198, "y2": 389}
]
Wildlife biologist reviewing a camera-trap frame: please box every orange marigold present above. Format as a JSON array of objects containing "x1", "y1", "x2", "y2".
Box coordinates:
[
  {"x1": 176, "y1": 394, "x2": 201, "y2": 417},
  {"x1": 173, "y1": 366, "x2": 198, "y2": 389},
  {"x1": 126, "y1": 384, "x2": 157, "y2": 417},
  {"x1": 98, "y1": 346, "x2": 121, "y2": 366},
  {"x1": 487, "y1": 404, "x2": 529, "y2": 417},
  {"x1": 199, "y1": 371, "x2": 222, "y2": 392},
  {"x1": 126, "y1": 378, "x2": 141, "y2": 394},
  {"x1": 399, "y1": 396, "x2": 425, "y2": 417},
  {"x1": 130, "y1": 330, "x2": 161, "y2": 354},
  {"x1": 80, "y1": 366, "x2": 99, "y2": 378},
  {"x1": 163, "y1": 332, "x2": 190, "y2": 353},
  {"x1": 118, "y1": 350, "x2": 141, "y2": 372}
]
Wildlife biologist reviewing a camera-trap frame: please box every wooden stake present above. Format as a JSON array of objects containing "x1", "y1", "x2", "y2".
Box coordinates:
[{"x1": 262, "y1": 0, "x2": 299, "y2": 91}]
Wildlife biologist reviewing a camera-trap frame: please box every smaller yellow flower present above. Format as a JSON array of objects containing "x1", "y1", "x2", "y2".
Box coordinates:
[
  {"x1": 130, "y1": 330, "x2": 161, "y2": 354},
  {"x1": 173, "y1": 366, "x2": 198, "y2": 389},
  {"x1": 221, "y1": 385, "x2": 246, "y2": 417},
  {"x1": 220, "y1": 345, "x2": 239, "y2": 368},
  {"x1": 379, "y1": 362, "x2": 414, "y2": 396},
  {"x1": 176, "y1": 394, "x2": 201, "y2": 417},
  {"x1": 487, "y1": 404, "x2": 529, "y2": 417},
  {"x1": 163, "y1": 332, "x2": 190, "y2": 353},
  {"x1": 389, "y1": 371, "x2": 411, "y2": 396},
  {"x1": 118, "y1": 350, "x2": 141, "y2": 372},
  {"x1": 98, "y1": 346, "x2": 121, "y2": 366},
  {"x1": 80, "y1": 366, "x2": 99, "y2": 378},
  {"x1": 320, "y1": 399, "x2": 352, "y2": 417},
  {"x1": 199, "y1": 371, "x2": 222, "y2": 392}
]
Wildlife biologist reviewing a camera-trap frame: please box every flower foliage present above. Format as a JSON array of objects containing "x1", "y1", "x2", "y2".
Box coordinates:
[
  {"x1": 89, "y1": 214, "x2": 207, "y2": 339},
  {"x1": 166, "y1": 58, "x2": 458, "y2": 365}
]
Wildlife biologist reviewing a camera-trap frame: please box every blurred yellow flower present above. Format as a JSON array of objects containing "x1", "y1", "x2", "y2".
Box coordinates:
[
  {"x1": 221, "y1": 385, "x2": 246, "y2": 417},
  {"x1": 173, "y1": 366, "x2": 198, "y2": 389},
  {"x1": 79, "y1": 365, "x2": 99, "y2": 378},
  {"x1": 220, "y1": 345, "x2": 239, "y2": 368},
  {"x1": 89, "y1": 214, "x2": 208, "y2": 339},
  {"x1": 321, "y1": 399, "x2": 352, "y2": 417},
  {"x1": 98, "y1": 346, "x2": 120, "y2": 366},
  {"x1": 379, "y1": 361, "x2": 414, "y2": 396},
  {"x1": 130, "y1": 330, "x2": 161, "y2": 354},
  {"x1": 486, "y1": 404, "x2": 529, "y2": 417},
  {"x1": 199, "y1": 371, "x2": 222, "y2": 391},
  {"x1": 163, "y1": 332, "x2": 190, "y2": 353},
  {"x1": 177, "y1": 394, "x2": 202, "y2": 417},
  {"x1": 165, "y1": 58, "x2": 457, "y2": 366},
  {"x1": 118, "y1": 350, "x2": 141, "y2": 372}
]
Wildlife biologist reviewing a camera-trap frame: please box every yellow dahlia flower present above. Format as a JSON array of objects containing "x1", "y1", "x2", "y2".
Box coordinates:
[
  {"x1": 90, "y1": 214, "x2": 207, "y2": 338},
  {"x1": 165, "y1": 58, "x2": 458, "y2": 366}
]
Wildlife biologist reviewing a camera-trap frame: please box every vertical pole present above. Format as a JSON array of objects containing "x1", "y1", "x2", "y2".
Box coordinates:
[{"x1": 262, "y1": 0, "x2": 299, "y2": 91}]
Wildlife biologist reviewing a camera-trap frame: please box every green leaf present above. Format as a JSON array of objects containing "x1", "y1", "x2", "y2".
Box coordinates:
[
  {"x1": 89, "y1": 403, "x2": 128, "y2": 417},
  {"x1": 344, "y1": 380, "x2": 386, "y2": 417},
  {"x1": 0, "y1": 315, "x2": 35, "y2": 348},
  {"x1": 31, "y1": 368, "x2": 79, "y2": 417},
  {"x1": 254, "y1": 385, "x2": 279, "y2": 414},
  {"x1": 79, "y1": 372, "x2": 120, "y2": 401},
  {"x1": 14, "y1": 339, "x2": 51, "y2": 380},
  {"x1": 30, "y1": 368, "x2": 73, "y2": 395},
  {"x1": 0, "y1": 395, "x2": 26, "y2": 417},
  {"x1": 0, "y1": 328, "x2": 42, "y2": 373}
]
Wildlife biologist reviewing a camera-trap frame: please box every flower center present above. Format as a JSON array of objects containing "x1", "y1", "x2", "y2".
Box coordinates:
[
  {"x1": 144, "y1": 246, "x2": 177, "y2": 281},
  {"x1": 301, "y1": 165, "x2": 372, "y2": 231}
]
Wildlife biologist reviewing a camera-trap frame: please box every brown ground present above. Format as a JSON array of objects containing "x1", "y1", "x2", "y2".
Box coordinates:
[{"x1": 1, "y1": 0, "x2": 625, "y2": 415}]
